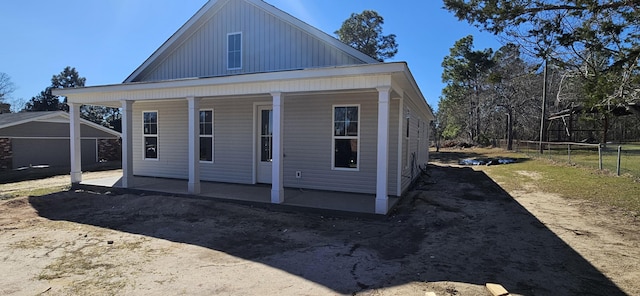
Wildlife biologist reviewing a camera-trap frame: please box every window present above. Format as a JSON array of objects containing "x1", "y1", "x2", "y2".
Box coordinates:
[
  {"x1": 227, "y1": 32, "x2": 242, "y2": 70},
  {"x1": 333, "y1": 105, "x2": 359, "y2": 169},
  {"x1": 199, "y1": 110, "x2": 213, "y2": 162},
  {"x1": 260, "y1": 109, "x2": 273, "y2": 162},
  {"x1": 143, "y1": 111, "x2": 158, "y2": 159}
]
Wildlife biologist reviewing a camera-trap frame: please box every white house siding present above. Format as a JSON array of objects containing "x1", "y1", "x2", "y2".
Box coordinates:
[
  {"x1": 387, "y1": 97, "x2": 400, "y2": 195},
  {"x1": 400, "y1": 96, "x2": 431, "y2": 193},
  {"x1": 281, "y1": 92, "x2": 377, "y2": 194},
  {"x1": 135, "y1": 0, "x2": 365, "y2": 82},
  {"x1": 132, "y1": 100, "x2": 189, "y2": 179},
  {"x1": 198, "y1": 97, "x2": 261, "y2": 184},
  {"x1": 129, "y1": 91, "x2": 404, "y2": 195}
]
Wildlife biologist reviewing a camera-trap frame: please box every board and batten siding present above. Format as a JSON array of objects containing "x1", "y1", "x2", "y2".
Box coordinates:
[{"x1": 136, "y1": 0, "x2": 365, "y2": 82}]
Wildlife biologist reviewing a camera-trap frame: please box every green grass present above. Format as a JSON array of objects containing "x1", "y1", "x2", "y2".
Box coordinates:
[
  {"x1": 432, "y1": 148, "x2": 640, "y2": 214},
  {"x1": 517, "y1": 144, "x2": 640, "y2": 178},
  {"x1": 0, "y1": 185, "x2": 70, "y2": 200}
]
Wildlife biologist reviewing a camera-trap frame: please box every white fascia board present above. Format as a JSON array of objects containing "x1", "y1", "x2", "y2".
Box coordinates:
[
  {"x1": 56, "y1": 63, "x2": 407, "y2": 98},
  {"x1": 124, "y1": 0, "x2": 223, "y2": 83},
  {"x1": 399, "y1": 65, "x2": 435, "y2": 121}
]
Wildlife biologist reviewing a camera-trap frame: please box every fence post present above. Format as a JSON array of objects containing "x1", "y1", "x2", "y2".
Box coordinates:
[
  {"x1": 617, "y1": 146, "x2": 622, "y2": 176},
  {"x1": 598, "y1": 144, "x2": 603, "y2": 170},
  {"x1": 568, "y1": 144, "x2": 571, "y2": 164}
]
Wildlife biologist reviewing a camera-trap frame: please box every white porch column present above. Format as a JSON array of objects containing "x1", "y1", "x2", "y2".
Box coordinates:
[
  {"x1": 121, "y1": 100, "x2": 134, "y2": 188},
  {"x1": 69, "y1": 103, "x2": 82, "y2": 184},
  {"x1": 187, "y1": 96, "x2": 201, "y2": 194},
  {"x1": 270, "y1": 92, "x2": 284, "y2": 203},
  {"x1": 376, "y1": 87, "x2": 391, "y2": 214}
]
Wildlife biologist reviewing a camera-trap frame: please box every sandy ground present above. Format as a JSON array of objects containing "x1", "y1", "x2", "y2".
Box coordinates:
[
  {"x1": 0, "y1": 161, "x2": 638, "y2": 296},
  {"x1": 0, "y1": 170, "x2": 122, "y2": 196}
]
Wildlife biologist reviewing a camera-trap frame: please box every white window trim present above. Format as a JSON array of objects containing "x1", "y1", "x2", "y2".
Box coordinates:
[
  {"x1": 331, "y1": 104, "x2": 360, "y2": 171},
  {"x1": 227, "y1": 32, "x2": 242, "y2": 70},
  {"x1": 199, "y1": 109, "x2": 214, "y2": 163},
  {"x1": 142, "y1": 110, "x2": 159, "y2": 161}
]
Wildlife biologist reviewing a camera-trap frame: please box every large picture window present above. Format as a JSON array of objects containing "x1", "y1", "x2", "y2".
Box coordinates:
[
  {"x1": 199, "y1": 110, "x2": 213, "y2": 162},
  {"x1": 143, "y1": 111, "x2": 158, "y2": 159},
  {"x1": 333, "y1": 105, "x2": 359, "y2": 170},
  {"x1": 227, "y1": 32, "x2": 242, "y2": 70}
]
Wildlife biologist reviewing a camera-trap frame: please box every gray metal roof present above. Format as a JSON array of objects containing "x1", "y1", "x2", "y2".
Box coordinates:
[
  {"x1": 0, "y1": 111, "x2": 121, "y2": 137},
  {"x1": 0, "y1": 111, "x2": 62, "y2": 129}
]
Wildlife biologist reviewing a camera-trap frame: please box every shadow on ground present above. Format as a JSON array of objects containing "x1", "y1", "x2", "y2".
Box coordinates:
[
  {"x1": 0, "y1": 161, "x2": 121, "y2": 184},
  {"x1": 29, "y1": 163, "x2": 625, "y2": 295}
]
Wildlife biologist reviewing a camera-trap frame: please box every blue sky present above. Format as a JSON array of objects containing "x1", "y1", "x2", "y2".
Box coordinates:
[{"x1": 0, "y1": 0, "x2": 501, "y2": 112}]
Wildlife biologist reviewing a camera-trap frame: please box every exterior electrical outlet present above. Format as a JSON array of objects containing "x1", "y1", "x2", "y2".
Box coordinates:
[{"x1": 295, "y1": 171, "x2": 301, "y2": 178}]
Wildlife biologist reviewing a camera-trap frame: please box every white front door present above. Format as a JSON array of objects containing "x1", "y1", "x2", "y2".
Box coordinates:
[{"x1": 256, "y1": 105, "x2": 273, "y2": 183}]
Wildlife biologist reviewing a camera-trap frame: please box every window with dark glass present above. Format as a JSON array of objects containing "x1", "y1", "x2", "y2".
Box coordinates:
[
  {"x1": 143, "y1": 111, "x2": 158, "y2": 159},
  {"x1": 260, "y1": 109, "x2": 273, "y2": 162},
  {"x1": 199, "y1": 110, "x2": 213, "y2": 162},
  {"x1": 333, "y1": 106, "x2": 359, "y2": 169},
  {"x1": 227, "y1": 33, "x2": 242, "y2": 70}
]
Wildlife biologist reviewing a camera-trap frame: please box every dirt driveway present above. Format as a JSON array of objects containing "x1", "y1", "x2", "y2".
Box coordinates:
[{"x1": 1, "y1": 161, "x2": 638, "y2": 295}]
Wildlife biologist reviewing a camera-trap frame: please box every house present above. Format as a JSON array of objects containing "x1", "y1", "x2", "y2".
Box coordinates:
[
  {"x1": 53, "y1": 0, "x2": 434, "y2": 214},
  {"x1": 0, "y1": 111, "x2": 120, "y2": 170}
]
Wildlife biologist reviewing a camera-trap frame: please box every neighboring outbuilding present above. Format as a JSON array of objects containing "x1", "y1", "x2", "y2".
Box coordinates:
[
  {"x1": 53, "y1": 0, "x2": 435, "y2": 214},
  {"x1": 0, "y1": 111, "x2": 121, "y2": 170}
]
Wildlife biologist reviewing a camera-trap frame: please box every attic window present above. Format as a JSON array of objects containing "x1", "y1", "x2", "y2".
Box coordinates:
[{"x1": 227, "y1": 32, "x2": 242, "y2": 70}]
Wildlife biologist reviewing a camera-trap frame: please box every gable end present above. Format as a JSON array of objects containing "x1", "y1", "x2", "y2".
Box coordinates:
[{"x1": 126, "y1": 0, "x2": 378, "y2": 83}]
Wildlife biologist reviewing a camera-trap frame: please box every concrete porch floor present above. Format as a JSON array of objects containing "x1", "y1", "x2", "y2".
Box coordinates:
[{"x1": 79, "y1": 173, "x2": 399, "y2": 215}]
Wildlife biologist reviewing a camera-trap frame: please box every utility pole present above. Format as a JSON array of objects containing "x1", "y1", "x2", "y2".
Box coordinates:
[{"x1": 539, "y1": 59, "x2": 548, "y2": 154}]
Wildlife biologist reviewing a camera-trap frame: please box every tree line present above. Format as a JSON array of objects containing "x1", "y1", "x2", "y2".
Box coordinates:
[
  {"x1": 439, "y1": 0, "x2": 640, "y2": 146},
  {"x1": 0, "y1": 67, "x2": 121, "y2": 132}
]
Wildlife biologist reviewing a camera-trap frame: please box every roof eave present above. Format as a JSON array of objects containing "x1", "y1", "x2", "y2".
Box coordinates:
[
  {"x1": 55, "y1": 63, "x2": 408, "y2": 96},
  {"x1": 0, "y1": 111, "x2": 65, "y2": 130},
  {"x1": 124, "y1": 0, "x2": 220, "y2": 83}
]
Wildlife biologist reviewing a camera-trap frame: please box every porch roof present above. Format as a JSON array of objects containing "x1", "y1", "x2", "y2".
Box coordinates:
[{"x1": 52, "y1": 62, "x2": 434, "y2": 121}]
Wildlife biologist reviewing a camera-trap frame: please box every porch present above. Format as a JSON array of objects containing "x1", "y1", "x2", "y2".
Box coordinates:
[
  {"x1": 54, "y1": 63, "x2": 434, "y2": 215},
  {"x1": 79, "y1": 173, "x2": 400, "y2": 216}
]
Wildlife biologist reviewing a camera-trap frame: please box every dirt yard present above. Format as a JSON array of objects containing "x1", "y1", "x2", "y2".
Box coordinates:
[{"x1": 1, "y1": 158, "x2": 639, "y2": 295}]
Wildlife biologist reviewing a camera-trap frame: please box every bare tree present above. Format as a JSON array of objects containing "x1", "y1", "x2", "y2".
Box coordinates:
[{"x1": 0, "y1": 72, "x2": 16, "y2": 102}]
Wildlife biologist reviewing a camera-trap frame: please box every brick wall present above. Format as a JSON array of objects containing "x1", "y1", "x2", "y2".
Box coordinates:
[
  {"x1": 98, "y1": 139, "x2": 121, "y2": 161},
  {"x1": 0, "y1": 138, "x2": 12, "y2": 170}
]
